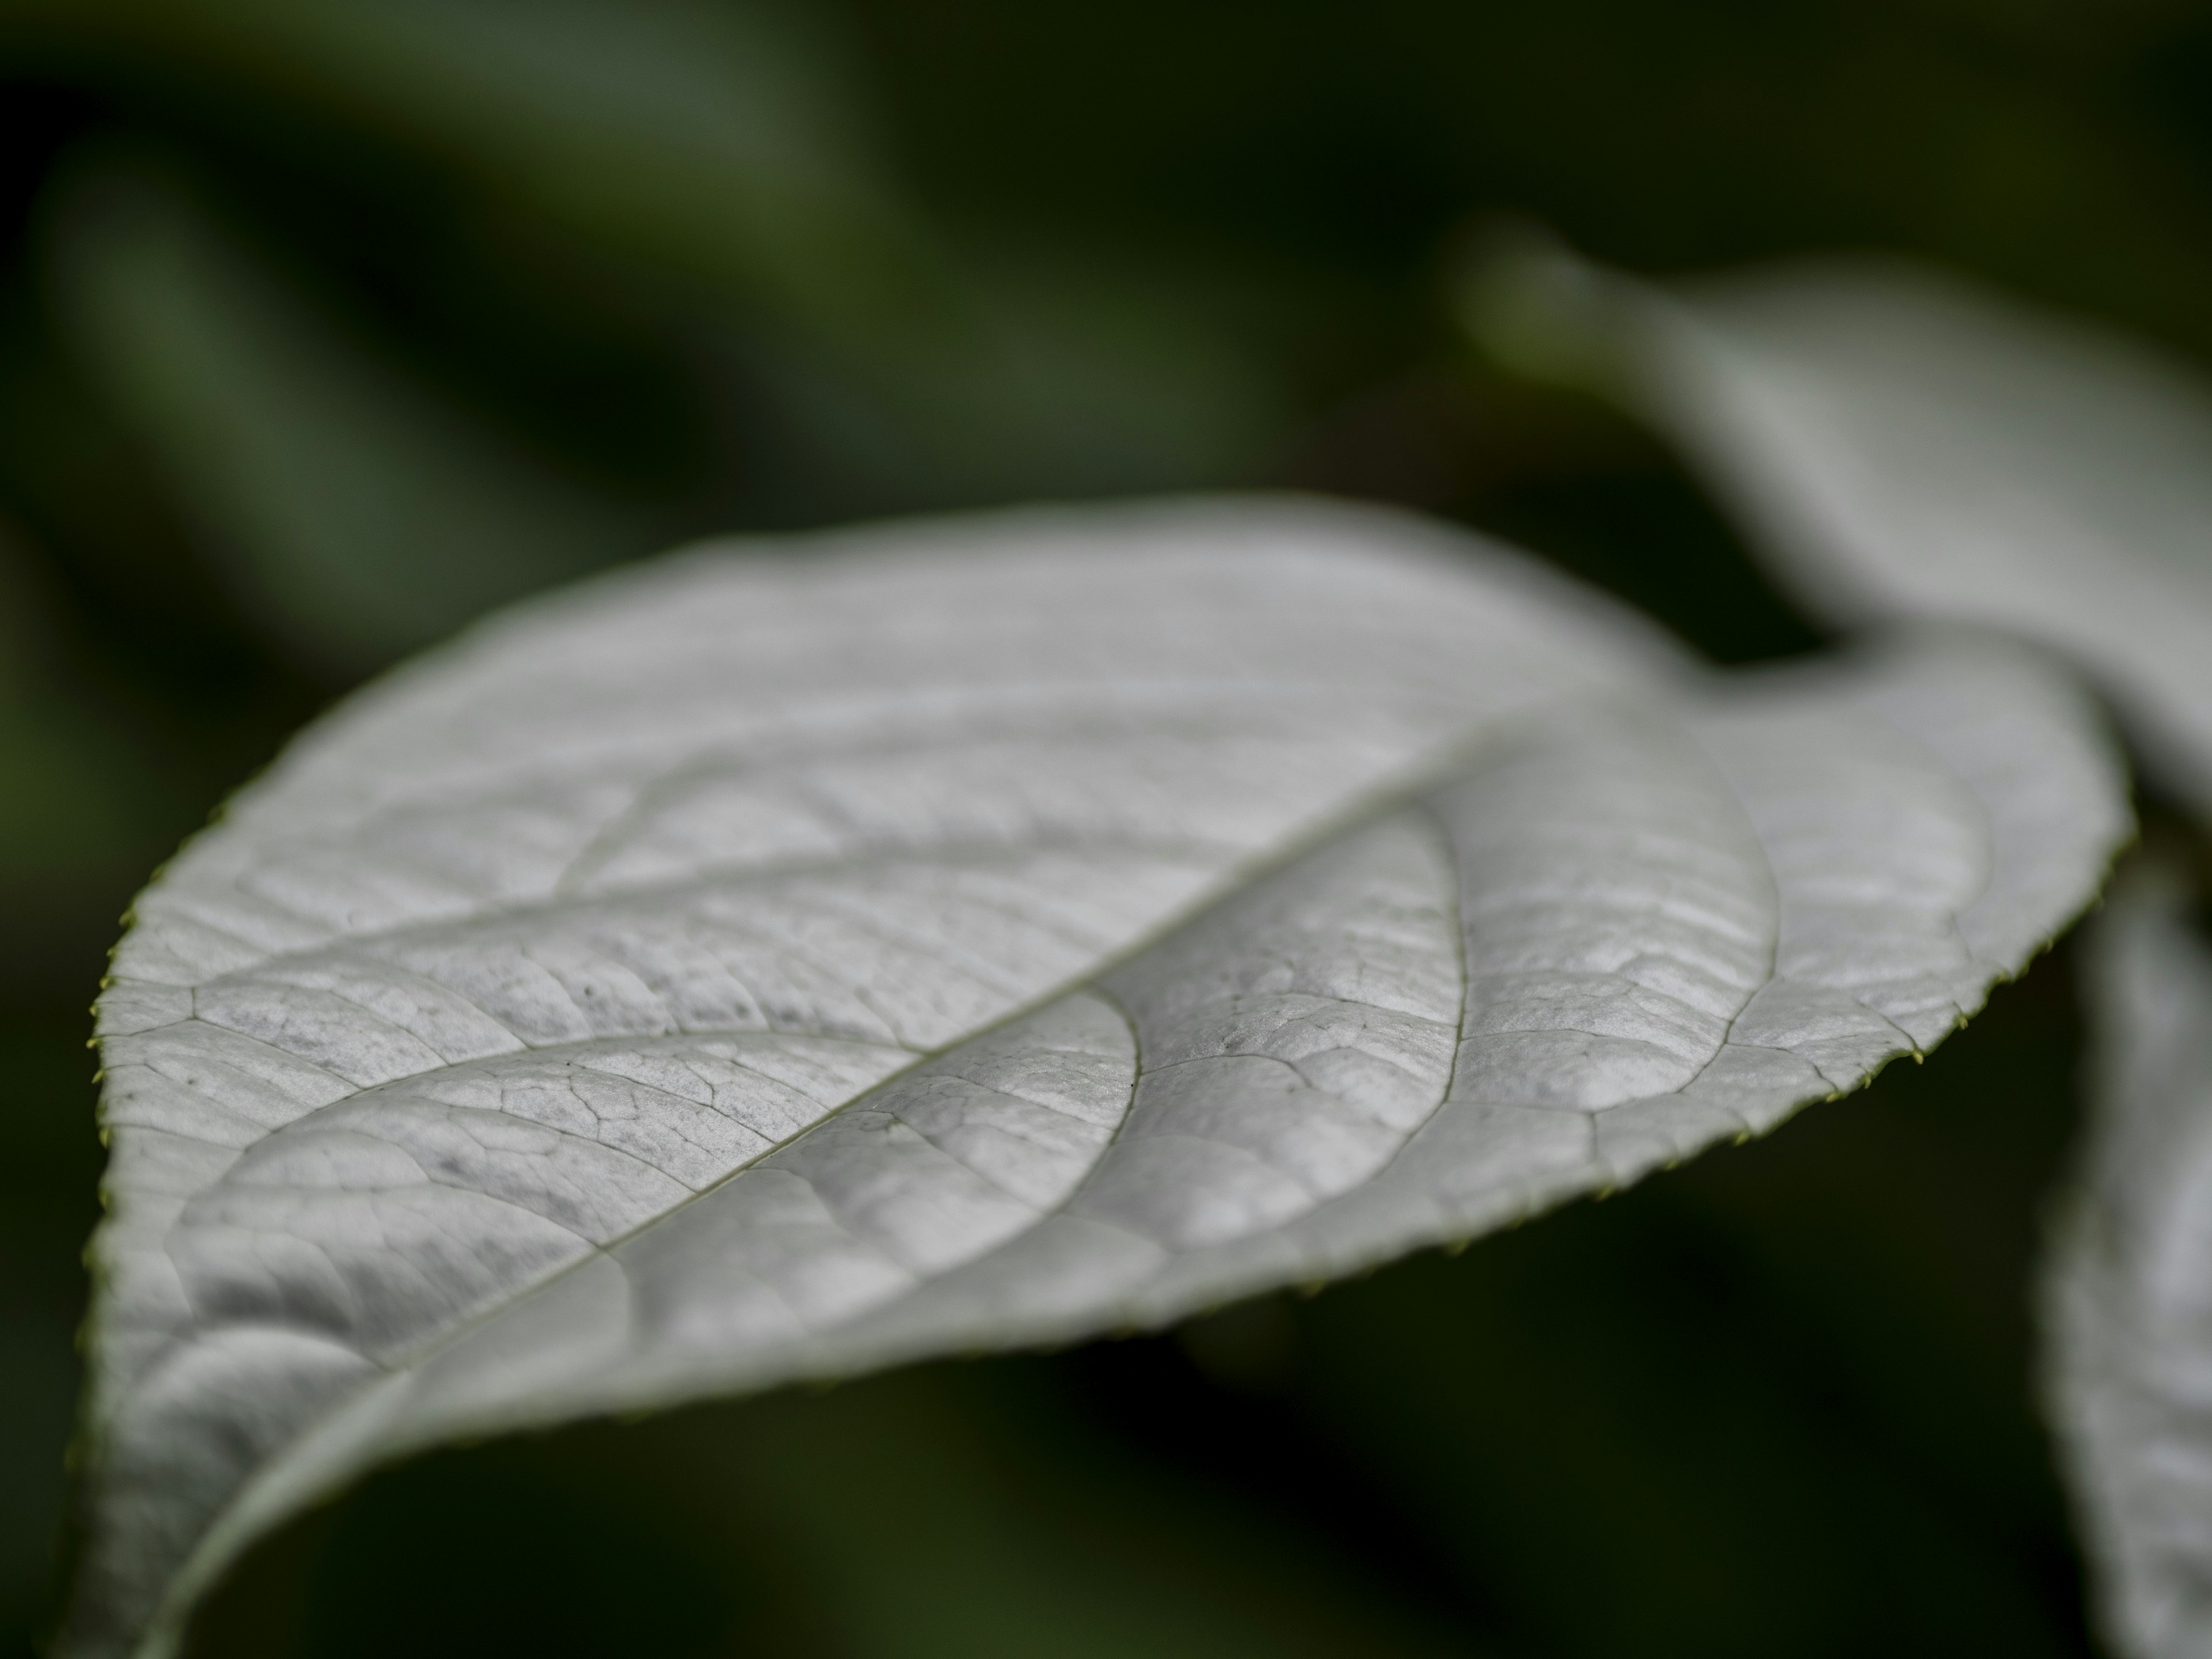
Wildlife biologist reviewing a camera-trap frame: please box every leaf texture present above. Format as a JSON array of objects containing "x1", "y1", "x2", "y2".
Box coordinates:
[
  {"x1": 65, "y1": 497, "x2": 2126, "y2": 1658},
  {"x1": 2050, "y1": 863, "x2": 2212, "y2": 1659},
  {"x1": 1487, "y1": 247, "x2": 2212, "y2": 813}
]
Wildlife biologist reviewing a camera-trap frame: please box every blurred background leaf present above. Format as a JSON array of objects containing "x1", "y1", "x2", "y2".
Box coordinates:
[
  {"x1": 6, "y1": 0, "x2": 2212, "y2": 1652},
  {"x1": 43, "y1": 145, "x2": 668, "y2": 669}
]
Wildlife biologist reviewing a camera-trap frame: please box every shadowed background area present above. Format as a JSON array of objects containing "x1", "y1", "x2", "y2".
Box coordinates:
[{"x1": 1, "y1": 1, "x2": 2206, "y2": 1652}]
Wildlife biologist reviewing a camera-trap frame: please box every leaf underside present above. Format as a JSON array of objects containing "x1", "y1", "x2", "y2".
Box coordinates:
[
  {"x1": 2050, "y1": 865, "x2": 2212, "y2": 1659},
  {"x1": 1585, "y1": 255, "x2": 2212, "y2": 815},
  {"x1": 65, "y1": 497, "x2": 2126, "y2": 1658}
]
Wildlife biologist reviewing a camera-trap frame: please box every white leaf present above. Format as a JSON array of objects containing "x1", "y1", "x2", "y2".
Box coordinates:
[
  {"x1": 2050, "y1": 862, "x2": 2212, "y2": 1659},
  {"x1": 62, "y1": 496, "x2": 2126, "y2": 1658},
  {"x1": 1482, "y1": 244, "x2": 2212, "y2": 813}
]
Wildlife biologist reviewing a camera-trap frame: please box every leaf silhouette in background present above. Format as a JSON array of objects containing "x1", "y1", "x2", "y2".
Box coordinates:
[
  {"x1": 60, "y1": 497, "x2": 2126, "y2": 1658},
  {"x1": 42, "y1": 150, "x2": 669, "y2": 673},
  {"x1": 2050, "y1": 859, "x2": 2212, "y2": 1659},
  {"x1": 0, "y1": 539, "x2": 180, "y2": 1637},
  {"x1": 4, "y1": 0, "x2": 1293, "y2": 563},
  {"x1": 1462, "y1": 236, "x2": 2212, "y2": 814}
]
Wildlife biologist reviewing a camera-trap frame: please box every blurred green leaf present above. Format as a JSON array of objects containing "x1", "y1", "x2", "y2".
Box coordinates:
[
  {"x1": 1462, "y1": 236, "x2": 2212, "y2": 814},
  {"x1": 724, "y1": 243, "x2": 1297, "y2": 516},
  {"x1": 0, "y1": 0, "x2": 945, "y2": 349},
  {"x1": 0, "y1": 532, "x2": 178, "y2": 916},
  {"x1": 14, "y1": 1, "x2": 2212, "y2": 1653},
  {"x1": 44, "y1": 149, "x2": 668, "y2": 671}
]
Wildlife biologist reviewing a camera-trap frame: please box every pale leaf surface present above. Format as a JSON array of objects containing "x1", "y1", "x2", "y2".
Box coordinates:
[
  {"x1": 65, "y1": 497, "x2": 2124, "y2": 1658},
  {"x1": 1495, "y1": 248, "x2": 2212, "y2": 812},
  {"x1": 49, "y1": 153, "x2": 660, "y2": 671},
  {"x1": 1489, "y1": 245, "x2": 2212, "y2": 1659},
  {"x1": 2051, "y1": 863, "x2": 2212, "y2": 1659}
]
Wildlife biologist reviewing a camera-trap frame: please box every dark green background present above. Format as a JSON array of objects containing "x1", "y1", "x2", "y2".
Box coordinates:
[{"x1": 0, "y1": 1, "x2": 2199, "y2": 1652}]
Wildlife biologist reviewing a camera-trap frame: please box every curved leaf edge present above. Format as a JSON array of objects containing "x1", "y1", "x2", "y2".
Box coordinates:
[{"x1": 141, "y1": 642, "x2": 2130, "y2": 1659}]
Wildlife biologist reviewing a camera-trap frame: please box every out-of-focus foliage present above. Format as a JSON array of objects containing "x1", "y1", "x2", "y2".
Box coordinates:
[
  {"x1": 1463, "y1": 235, "x2": 2212, "y2": 820},
  {"x1": 60, "y1": 501, "x2": 2124, "y2": 1659},
  {"x1": 1457, "y1": 226, "x2": 2212, "y2": 1658},
  {"x1": 2047, "y1": 853, "x2": 2212, "y2": 1659},
  {"x1": 5, "y1": 0, "x2": 2212, "y2": 1653}
]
